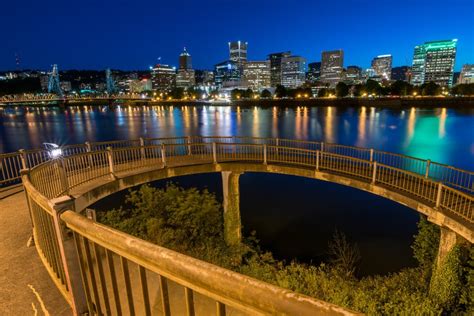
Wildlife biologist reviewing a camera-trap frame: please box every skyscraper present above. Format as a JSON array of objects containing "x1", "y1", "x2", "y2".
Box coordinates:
[
  {"x1": 391, "y1": 66, "x2": 411, "y2": 82},
  {"x1": 176, "y1": 48, "x2": 195, "y2": 88},
  {"x1": 306, "y1": 62, "x2": 321, "y2": 83},
  {"x1": 458, "y1": 64, "x2": 474, "y2": 84},
  {"x1": 371, "y1": 54, "x2": 392, "y2": 81},
  {"x1": 151, "y1": 64, "x2": 176, "y2": 91},
  {"x1": 268, "y1": 51, "x2": 291, "y2": 87},
  {"x1": 229, "y1": 41, "x2": 248, "y2": 65},
  {"x1": 411, "y1": 39, "x2": 457, "y2": 86},
  {"x1": 320, "y1": 50, "x2": 344, "y2": 87},
  {"x1": 243, "y1": 61, "x2": 271, "y2": 91},
  {"x1": 281, "y1": 56, "x2": 306, "y2": 88},
  {"x1": 179, "y1": 47, "x2": 192, "y2": 70},
  {"x1": 214, "y1": 60, "x2": 241, "y2": 88},
  {"x1": 345, "y1": 66, "x2": 362, "y2": 84}
]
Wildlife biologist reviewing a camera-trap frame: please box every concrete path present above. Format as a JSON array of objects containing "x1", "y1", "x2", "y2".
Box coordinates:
[{"x1": 0, "y1": 192, "x2": 71, "y2": 316}]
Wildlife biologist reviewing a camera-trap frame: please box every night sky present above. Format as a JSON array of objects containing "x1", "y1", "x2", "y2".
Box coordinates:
[{"x1": 1, "y1": 0, "x2": 473, "y2": 71}]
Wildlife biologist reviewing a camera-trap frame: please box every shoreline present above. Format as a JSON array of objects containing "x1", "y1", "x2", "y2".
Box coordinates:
[{"x1": 1, "y1": 96, "x2": 473, "y2": 109}]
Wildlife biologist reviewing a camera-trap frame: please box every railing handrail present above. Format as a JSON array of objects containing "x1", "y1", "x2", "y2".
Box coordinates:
[
  {"x1": 3, "y1": 136, "x2": 473, "y2": 193},
  {"x1": 61, "y1": 210, "x2": 358, "y2": 315}
]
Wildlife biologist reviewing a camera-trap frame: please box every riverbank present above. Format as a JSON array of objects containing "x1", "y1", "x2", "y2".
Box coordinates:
[
  {"x1": 1, "y1": 96, "x2": 473, "y2": 109},
  {"x1": 230, "y1": 96, "x2": 474, "y2": 108}
]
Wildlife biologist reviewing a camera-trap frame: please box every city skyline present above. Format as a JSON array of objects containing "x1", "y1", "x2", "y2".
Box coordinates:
[{"x1": 1, "y1": 0, "x2": 472, "y2": 71}]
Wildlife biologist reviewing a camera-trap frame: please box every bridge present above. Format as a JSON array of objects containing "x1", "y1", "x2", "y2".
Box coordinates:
[{"x1": 1, "y1": 137, "x2": 473, "y2": 315}]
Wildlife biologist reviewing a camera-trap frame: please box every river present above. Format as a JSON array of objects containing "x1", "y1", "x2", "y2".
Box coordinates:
[{"x1": 1, "y1": 104, "x2": 473, "y2": 275}]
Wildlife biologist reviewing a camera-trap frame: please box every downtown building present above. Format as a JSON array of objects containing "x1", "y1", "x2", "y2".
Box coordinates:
[
  {"x1": 411, "y1": 39, "x2": 457, "y2": 86},
  {"x1": 151, "y1": 64, "x2": 176, "y2": 91},
  {"x1": 268, "y1": 51, "x2": 291, "y2": 87},
  {"x1": 345, "y1": 66, "x2": 362, "y2": 84},
  {"x1": 214, "y1": 60, "x2": 241, "y2": 89},
  {"x1": 242, "y1": 61, "x2": 271, "y2": 91},
  {"x1": 320, "y1": 50, "x2": 344, "y2": 87},
  {"x1": 306, "y1": 62, "x2": 321, "y2": 84},
  {"x1": 458, "y1": 64, "x2": 474, "y2": 84},
  {"x1": 371, "y1": 54, "x2": 392, "y2": 81},
  {"x1": 280, "y1": 56, "x2": 306, "y2": 88},
  {"x1": 176, "y1": 48, "x2": 196, "y2": 89},
  {"x1": 229, "y1": 41, "x2": 248, "y2": 66},
  {"x1": 391, "y1": 66, "x2": 411, "y2": 82}
]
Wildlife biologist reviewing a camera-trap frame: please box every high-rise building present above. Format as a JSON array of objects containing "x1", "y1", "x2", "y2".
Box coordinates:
[
  {"x1": 391, "y1": 66, "x2": 411, "y2": 82},
  {"x1": 229, "y1": 41, "x2": 248, "y2": 65},
  {"x1": 320, "y1": 50, "x2": 344, "y2": 87},
  {"x1": 176, "y1": 48, "x2": 195, "y2": 88},
  {"x1": 243, "y1": 61, "x2": 271, "y2": 91},
  {"x1": 179, "y1": 47, "x2": 192, "y2": 70},
  {"x1": 281, "y1": 56, "x2": 306, "y2": 88},
  {"x1": 411, "y1": 39, "x2": 457, "y2": 86},
  {"x1": 268, "y1": 51, "x2": 291, "y2": 87},
  {"x1": 411, "y1": 45, "x2": 426, "y2": 85},
  {"x1": 151, "y1": 64, "x2": 176, "y2": 91},
  {"x1": 345, "y1": 66, "x2": 362, "y2": 84},
  {"x1": 458, "y1": 64, "x2": 474, "y2": 84},
  {"x1": 214, "y1": 60, "x2": 241, "y2": 88},
  {"x1": 306, "y1": 62, "x2": 321, "y2": 83},
  {"x1": 371, "y1": 54, "x2": 392, "y2": 81}
]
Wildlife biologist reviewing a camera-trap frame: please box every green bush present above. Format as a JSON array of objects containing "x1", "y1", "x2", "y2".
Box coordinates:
[{"x1": 99, "y1": 184, "x2": 472, "y2": 315}]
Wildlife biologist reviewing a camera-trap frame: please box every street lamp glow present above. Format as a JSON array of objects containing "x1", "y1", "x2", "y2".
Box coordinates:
[{"x1": 43, "y1": 143, "x2": 62, "y2": 159}]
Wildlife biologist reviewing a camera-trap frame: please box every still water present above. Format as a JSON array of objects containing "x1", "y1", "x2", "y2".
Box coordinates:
[{"x1": 1, "y1": 105, "x2": 473, "y2": 275}]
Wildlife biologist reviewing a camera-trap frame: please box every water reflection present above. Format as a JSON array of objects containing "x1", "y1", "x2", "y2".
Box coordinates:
[{"x1": 1, "y1": 104, "x2": 473, "y2": 170}]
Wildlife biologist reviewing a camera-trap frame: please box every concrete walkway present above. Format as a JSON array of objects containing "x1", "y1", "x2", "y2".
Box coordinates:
[{"x1": 0, "y1": 192, "x2": 71, "y2": 316}]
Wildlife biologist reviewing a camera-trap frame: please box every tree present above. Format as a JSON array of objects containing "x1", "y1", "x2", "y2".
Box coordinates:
[
  {"x1": 275, "y1": 85, "x2": 287, "y2": 98},
  {"x1": 260, "y1": 89, "x2": 272, "y2": 98},
  {"x1": 352, "y1": 84, "x2": 364, "y2": 97},
  {"x1": 365, "y1": 79, "x2": 382, "y2": 96},
  {"x1": 421, "y1": 82, "x2": 441, "y2": 96},
  {"x1": 451, "y1": 83, "x2": 474, "y2": 96},
  {"x1": 317, "y1": 88, "x2": 326, "y2": 98},
  {"x1": 170, "y1": 87, "x2": 185, "y2": 99},
  {"x1": 328, "y1": 230, "x2": 360, "y2": 277},
  {"x1": 335, "y1": 82, "x2": 349, "y2": 97},
  {"x1": 412, "y1": 215, "x2": 440, "y2": 278},
  {"x1": 390, "y1": 80, "x2": 412, "y2": 96},
  {"x1": 231, "y1": 89, "x2": 242, "y2": 100}
]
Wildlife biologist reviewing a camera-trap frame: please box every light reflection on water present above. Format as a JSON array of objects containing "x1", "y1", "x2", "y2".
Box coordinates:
[{"x1": 1, "y1": 105, "x2": 472, "y2": 170}]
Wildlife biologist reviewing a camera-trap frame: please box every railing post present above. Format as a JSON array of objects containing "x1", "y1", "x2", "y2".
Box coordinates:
[
  {"x1": 275, "y1": 138, "x2": 279, "y2": 156},
  {"x1": 315, "y1": 150, "x2": 320, "y2": 171},
  {"x1": 139, "y1": 137, "x2": 146, "y2": 160},
  {"x1": 85, "y1": 141, "x2": 93, "y2": 167},
  {"x1": 50, "y1": 196, "x2": 89, "y2": 315},
  {"x1": 321, "y1": 142, "x2": 325, "y2": 152},
  {"x1": 19, "y1": 149, "x2": 28, "y2": 169},
  {"x1": 372, "y1": 161, "x2": 377, "y2": 184},
  {"x1": 212, "y1": 142, "x2": 217, "y2": 164},
  {"x1": 436, "y1": 182, "x2": 443, "y2": 208},
  {"x1": 106, "y1": 146, "x2": 116, "y2": 178},
  {"x1": 57, "y1": 159, "x2": 69, "y2": 195},
  {"x1": 369, "y1": 149, "x2": 374, "y2": 162},
  {"x1": 263, "y1": 144, "x2": 267, "y2": 165},
  {"x1": 161, "y1": 143, "x2": 167, "y2": 167},
  {"x1": 187, "y1": 136, "x2": 192, "y2": 155},
  {"x1": 425, "y1": 160, "x2": 431, "y2": 178}
]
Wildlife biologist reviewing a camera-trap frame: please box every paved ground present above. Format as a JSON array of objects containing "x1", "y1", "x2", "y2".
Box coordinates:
[{"x1": 0, "y1": 192, "x2": 71, "y2": 316}]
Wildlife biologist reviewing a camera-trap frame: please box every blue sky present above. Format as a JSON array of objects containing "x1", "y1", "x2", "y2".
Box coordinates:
[{"x1": 1, "y1": 0, "x2": 472, "y2": 71}]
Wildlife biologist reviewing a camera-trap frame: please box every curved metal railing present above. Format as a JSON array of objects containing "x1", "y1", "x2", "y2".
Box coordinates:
[
  {"x1": 12, "y1": 137, "x2": 474, "y2": 315},
  {"x1": 3, "y1": 136, "x2": 473, "y2": 192}
]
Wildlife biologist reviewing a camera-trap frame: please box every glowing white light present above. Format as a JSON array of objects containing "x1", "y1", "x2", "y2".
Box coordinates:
[{"x1": 43, "y1": 143, "x2": 63, "y2": 159}]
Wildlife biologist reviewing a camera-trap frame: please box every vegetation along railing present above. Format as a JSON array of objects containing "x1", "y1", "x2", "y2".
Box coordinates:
[{"x1": 10, "y1": 136, "x2": 474, "y2": 315}]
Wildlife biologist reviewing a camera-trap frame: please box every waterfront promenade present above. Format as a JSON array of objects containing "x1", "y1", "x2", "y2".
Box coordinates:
[{"x1": 0, "y1": 192, "x2": 70, "y2": 315}]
